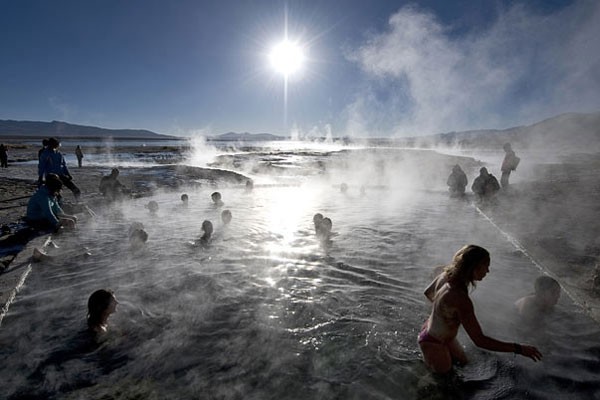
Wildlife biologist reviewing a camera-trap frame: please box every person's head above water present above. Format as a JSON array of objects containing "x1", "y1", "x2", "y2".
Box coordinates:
[
  {"x1": 479, "y1": 167, "x2": 489, "y2": 176},
  {"x1": 110, "y1": 168, "x2": 120, "y2": 178},
  {"x1": 146, "y1": 201, "x2": 159, "y2": 213},
  {"x1": 87, "y1": 289, "x2": 117, "y2": 333},
  {"x1": 202, "y1": 220, "x2": 213, "y2": 237},
  {"x1": 534, "y1": 276, "x2": 561, "y2": 307},
  {"x1": 444, "y1": 244, "x2": 490, "y2": 289},
  {"x1": 211, "y1": 192, "x2": 223, "y2": 205},
  {"x1": 129, "y1": 227, "x2": 148, "y2": 247},
  {"x1": 245, "y1": 180, "x2": 254, "y2": 191},
  {"x1": 313, "y1": 213, "x2": 324, "y2": 231},
  {"x1": 221, "y1": 209, "x2": 232, "y2": 225},
  {"x1": 452, "y1": 164, "x2": 463, "y2": 173},
  {"x1": 181, "y1": 193, "x2": 189, "y2": 203},
  {"x1": 320, "y1": 217, "x2": 333, "y2": 235}
]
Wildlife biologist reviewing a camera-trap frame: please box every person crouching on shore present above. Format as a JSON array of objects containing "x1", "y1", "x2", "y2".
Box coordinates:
[{"x1": 26, "y1": 173, "x2": 77, "y2": 232}]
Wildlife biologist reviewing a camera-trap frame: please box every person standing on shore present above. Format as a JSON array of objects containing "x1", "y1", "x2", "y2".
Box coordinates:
[
  {"x1": 0, "y1": 143, "x2": 8, "y2": 168},
  {"x1": 75, "y1": 145, "x2": 84, "y2": 168},
  {"x1": 500, "y1": 143, "x2": 520, "y2": 188},
  {"x1": 418, "y1": 244, "x2": 542, "y2": 374},
  {"x1": 38, "y1": 138, "x2": 48, "y2": 161},
  {"x1": 38, "y1": 137, "x2": 81, "y2": 200}
]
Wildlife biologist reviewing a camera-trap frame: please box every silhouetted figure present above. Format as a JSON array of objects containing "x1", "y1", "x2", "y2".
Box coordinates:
[
  {"x1": 313, "y1": 213, "x2": 324, "y2": 236},
  {"x1": 211, "y1": 191, "x2": 224, "y2": 207},
  {"x1": 0, "y1": 143, "x2": 8, "y2": 168},
  {"x1": 87, "y1": 289, "x2": 118, "y2": 334},
  {"x1": 515, "y1": 276, "x2": 561, "y2": 322},
  {"x1": 245, "y1": 180, "x2": 254, "y2": 192},
  {"x1": 197, "y1": 220, "x2": 213, "y2": 246},
  {"x1": 38, "y1": 138, "x2": 48, "y2": 162},
  {"x1": 419, "y1": 245, "x2": 542, "y2": 374},
  {"x1": 146, "y1": 200, "x2": 159, "y2": 215},
  {"x1": 500, "y1": 143, "x2": 520, "y2": 188},
  {"x1": 221, "y1": 209, "x2": 232, "y2": 225},
  {"x1": 99, "y1": 168, "x2": 126, "y2": 201},
  {"x1": 38, "y1": 137, "x2": 81, "y2": 200},
  {"x1": 447, "y1": 164, "x2": 468, "y2": 197},
  {"x1": 129, "y1": 226, "x2": 148, "y2": 250},
  {"x1": 471, "y1": 167, "x2": 500, "y2": 201},
  {"x1": 319, "y1": 217, "x2": 332, "y2": 239},
  {"x1": 180, "y1": 193, "x2": 189, "y2": 207},
  {"x1": 75, "y1": 145, "x2": 84, "y2": 167}
]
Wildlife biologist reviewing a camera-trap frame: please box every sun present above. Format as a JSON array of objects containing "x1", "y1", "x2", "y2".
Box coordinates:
[{"x1": 269, "y1": 39, "x2": 305, "y2": 77}]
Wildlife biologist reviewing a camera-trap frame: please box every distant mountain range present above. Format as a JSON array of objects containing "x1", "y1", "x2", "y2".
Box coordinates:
[
  {"x1": 207, "y1": 132, "x2": 285, "y2": 142},
  {"x1": 1, "y1": 111, "x2": 599, "y2": 151},
  {"x1": 0, "y1": 120, "x2": 173, "y2": 139},
  {"x1": 419, "y1": 111, "x2": 600, "y2": 151}
]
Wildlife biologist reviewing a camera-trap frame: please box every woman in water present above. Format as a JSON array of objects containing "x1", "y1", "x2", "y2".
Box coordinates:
[
  {"x1": 87, "y1": 289, "x2": 118, "y2": 334},
  {"x1": 418, "y1": 244, "x2": 542, "y2": 373}
]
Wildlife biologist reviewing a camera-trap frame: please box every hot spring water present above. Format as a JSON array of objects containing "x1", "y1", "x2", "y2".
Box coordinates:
[{"x1": 1, "y1": 150, "x2": 600, "y2": 399}]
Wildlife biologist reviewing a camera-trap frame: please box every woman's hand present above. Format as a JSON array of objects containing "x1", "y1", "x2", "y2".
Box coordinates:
[{"x1": 520, "y1": 344, "x2": 543, "y2": 361}]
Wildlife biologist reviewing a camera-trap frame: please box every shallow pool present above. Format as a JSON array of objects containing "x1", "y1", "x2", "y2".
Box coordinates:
[{"x1": 1, "y1": 184, "x2": 599, "y2": 399}]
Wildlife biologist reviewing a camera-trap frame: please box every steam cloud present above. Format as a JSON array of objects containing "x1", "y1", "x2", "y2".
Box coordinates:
[{"x1": 345, "y1": 2, "x2": 600, "y2": 137}]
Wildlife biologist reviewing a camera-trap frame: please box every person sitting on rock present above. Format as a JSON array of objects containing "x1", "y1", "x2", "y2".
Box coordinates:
[
  {"x1": 471, "y1": 167, "x2": 500, "y2": 201},
  {"x1": 99, "y1": 168, "x2": 126, "y2": 201},
  {"x1": 26, "y1": 173, "x2": 77, "y2": 231},
  {"x1": 447, "y1": 164, "x2": 468, "y2": 197}
]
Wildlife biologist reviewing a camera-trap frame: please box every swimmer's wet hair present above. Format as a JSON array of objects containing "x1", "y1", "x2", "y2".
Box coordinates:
[{"x1": 87, "y1": 289, "x2": 115, "y2": 327}]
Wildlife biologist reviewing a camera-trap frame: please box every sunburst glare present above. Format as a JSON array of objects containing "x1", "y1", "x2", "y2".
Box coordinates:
[{"x1": 269, "y1": 39, "x2": 305, "y2": 78}]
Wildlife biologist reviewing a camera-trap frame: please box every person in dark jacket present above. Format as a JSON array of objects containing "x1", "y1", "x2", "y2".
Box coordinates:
[
  {"x1": 471, "y1": 167, "x2": 500, "y2": 201},
  {"x1": 38, "y1": 137, "x2": 81, "y2": 200},
  {"x1": 26, "y1": 174, "x2": 77, "y2": 231},
  {"x1": 447, "y1": 164, "x2": 468, "y2": 197}
]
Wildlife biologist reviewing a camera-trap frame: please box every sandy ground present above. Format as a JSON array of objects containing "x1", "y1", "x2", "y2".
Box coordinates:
[{"x1": 1, "y1": 145, "x2": 600, "y2": 324}]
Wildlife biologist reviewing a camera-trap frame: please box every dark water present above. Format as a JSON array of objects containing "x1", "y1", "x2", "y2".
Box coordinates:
[{"x1": 1, "y1": 146, "x2": 599, "y2": 399}]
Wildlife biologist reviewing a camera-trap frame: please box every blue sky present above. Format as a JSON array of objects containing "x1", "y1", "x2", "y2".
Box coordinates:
[{"x1": 1, "y1": 0, "x2": 598, "y2": 137}]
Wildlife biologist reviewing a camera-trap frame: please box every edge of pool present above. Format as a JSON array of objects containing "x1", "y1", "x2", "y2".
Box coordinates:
[{"x1": 0, "y1": 235, "x2": 51, "y2": 328}]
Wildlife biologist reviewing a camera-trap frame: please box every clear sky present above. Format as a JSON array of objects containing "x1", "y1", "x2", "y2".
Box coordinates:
[{"x1": 1, "y1": 0, "x2": 599, "y2": 137}]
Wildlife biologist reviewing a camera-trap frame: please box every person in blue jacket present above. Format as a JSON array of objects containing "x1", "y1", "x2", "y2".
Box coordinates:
[
  {"x1": 38, "y1": 137, "x2": 81, "y2": 200},
  {"x1": 26, "y1": 174, "x2": 77, "y2": 231}
]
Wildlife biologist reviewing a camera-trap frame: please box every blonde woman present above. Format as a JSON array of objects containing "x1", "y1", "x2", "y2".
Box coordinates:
[{"x1": 419, "y1": 245, "x2": 542, "y2": 373}]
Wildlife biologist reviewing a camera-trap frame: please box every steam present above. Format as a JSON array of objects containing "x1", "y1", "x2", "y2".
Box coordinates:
[
  {"x1": 345, "y1": 2, "x2": 600, "y2": 136},
  {"x1": 185, "y1": 135, "x2": 219, "y2": 167}
]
